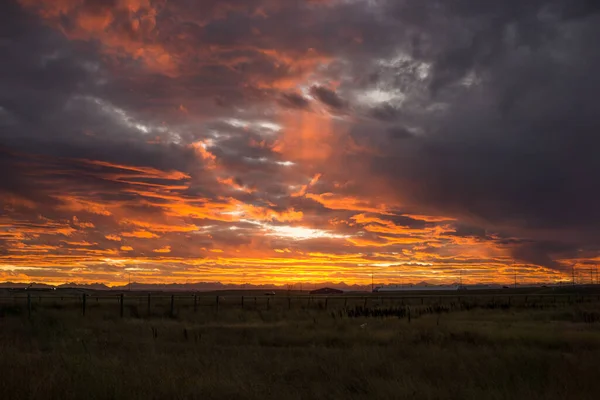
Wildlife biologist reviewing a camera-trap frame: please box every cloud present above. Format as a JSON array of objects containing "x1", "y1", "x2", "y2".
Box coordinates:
[
  {"x1": 122, "y1": 231, "x2": 160, "y2": 239},
  {"x1": 360, "y1": 0, "x2": 600, "y2": 269},
  {"x1": 153, "y1": 246, "x2": 171, "y2": 254},
  {"x1": 1, "y1": 0, "x2": 599, "y2": 285},
  {"x1": 309, "y1": 86, "x2": 347, "y2": 110},
  {"x1": 278, "y1": 92, "x2": 311, "y2": 110}
]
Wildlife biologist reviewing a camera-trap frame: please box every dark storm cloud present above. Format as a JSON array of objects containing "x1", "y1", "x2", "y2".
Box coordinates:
[
  {"x1": 370, "y1": 104, "x2": 402, "y2": 122},
  {"x1": 278, "y1": 92, "x2": 311, "y2": 110},
  {"x1": 309, "y1": 86, "x2": 347, "y2": 110},
  {"x1": 358, "y1": 0, "x2": 600, "y2": 268},
  {"x1": 386, "y1": 126, "x2": 414, "y2": 140},
  {"x1": 0, "y1": 1, "x2": 205, "y2": 212}
]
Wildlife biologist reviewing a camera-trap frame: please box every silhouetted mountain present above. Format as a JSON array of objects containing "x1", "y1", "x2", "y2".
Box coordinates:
[{"x1": 0, "y1": 281, "x2": 374, "y2": 292}]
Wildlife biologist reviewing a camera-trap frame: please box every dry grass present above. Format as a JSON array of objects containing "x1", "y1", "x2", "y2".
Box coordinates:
[{"x1": 1, "y1": 297, "x2": 600, "y2": 399}]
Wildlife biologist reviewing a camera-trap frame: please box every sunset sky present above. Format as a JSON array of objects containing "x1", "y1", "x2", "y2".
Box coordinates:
[{"x1": 1, "y1": 0, "x2": 600, "y2": 286}]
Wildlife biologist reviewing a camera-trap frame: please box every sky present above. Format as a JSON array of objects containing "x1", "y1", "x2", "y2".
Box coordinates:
[{"x1": 1, "y1": 0, "x2": 600, "y2": 286}]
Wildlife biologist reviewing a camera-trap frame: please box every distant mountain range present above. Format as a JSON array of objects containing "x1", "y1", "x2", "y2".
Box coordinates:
[
  {"x1": 0, "y1": 281, "x2": 375, "y2": 292},
  {"x1": 0, "y1": 280, "x2": 570, "y2": 292}
]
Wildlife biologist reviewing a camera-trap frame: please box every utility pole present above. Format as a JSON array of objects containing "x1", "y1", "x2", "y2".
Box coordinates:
[
  {"x1": 129, "y1": 273, "x2": 131, "y2": 292},
  {"x1": 371, "y1": 268, "x2": 374, "y2": 293},
  {"x1": 572, "y1": 265, "x2": 576, "y2": 286}
]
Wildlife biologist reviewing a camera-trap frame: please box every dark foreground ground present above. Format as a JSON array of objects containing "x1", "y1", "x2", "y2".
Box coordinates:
[{"x1": 1, "y1": 292, "x2": 600, "y2": 399}]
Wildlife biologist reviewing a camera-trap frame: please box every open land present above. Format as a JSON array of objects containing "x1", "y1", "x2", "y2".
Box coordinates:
[{"x1": 1, "y1": 287, "x2": 600, "y2": 400}]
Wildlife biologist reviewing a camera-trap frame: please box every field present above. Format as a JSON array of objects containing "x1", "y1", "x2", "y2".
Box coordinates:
[{"x1": 1, "y1": 288, "x2": 600, "y2": 399}]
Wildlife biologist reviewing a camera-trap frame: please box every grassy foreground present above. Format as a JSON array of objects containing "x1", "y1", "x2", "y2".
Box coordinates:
[{"x1": 1, "y1": 301, "x2": 600, "y2": 399}]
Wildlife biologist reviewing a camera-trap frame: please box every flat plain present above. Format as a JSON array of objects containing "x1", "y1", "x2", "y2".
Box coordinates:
[{"x1": 1, "y1": 288, "x2": 600, "y2": 400}]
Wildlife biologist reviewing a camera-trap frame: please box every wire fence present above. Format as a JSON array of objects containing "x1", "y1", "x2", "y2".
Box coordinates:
[{"x1": 1, "y1": 291, "x2": 600, "y2": 319}]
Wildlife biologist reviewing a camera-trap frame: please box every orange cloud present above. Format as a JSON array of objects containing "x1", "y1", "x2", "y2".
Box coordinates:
[
  {"x1": 72, "y1": 216, "x2": 95, "y2": 229},
  {"x1": 105, "y1": 235, "x2": 122, "y2": 241},
  {"x1": 55, "y1": 195, "x2": 112, "y2": 216},
  {"x1": 122, "y1": 230, "x2": 160, "y2": 239},
  {"x1": 404, "y1": 214, "x2": 456, "y2": 222},
  {"x1": 80, "y1": 159, "x2": 191, "y2": 181},
  {"x1": 217, "y1": 177, "x2": 255, "y2": 193},
  {"x1": 62, "y1": 241, "x2": 97, "y2": 247},
  {"x1": 307, "y1": 193, "x2": 390, "y2": 213},
  {"x1": 20, "y1": 0, "x2": 178, "y2": 76},
  {"x1": 119, "y1": 219, "x2": 198, "y2": 233},
  {"x1": 190, "y1": 141, "x2": 217, "y2": 169},
  {"x1": 292, "y1": 173, "x2": 322, "y2": 197},
  {"x1": 252, "y1": 49, "x2": 332, "y2": 90},
  {"x1": 241, "y1": 204, "x2": 303, "y2": 223}
]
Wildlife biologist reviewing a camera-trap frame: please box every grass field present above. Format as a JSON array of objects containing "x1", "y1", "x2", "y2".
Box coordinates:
[{"x1": 1, "y1": 289, "x2": 600, "y2": 399}]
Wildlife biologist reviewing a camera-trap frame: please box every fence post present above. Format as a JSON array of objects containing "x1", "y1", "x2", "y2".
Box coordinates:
[
  {"x1": 82, "y1": 293, "x2": 86, "y2": 316},
  {"x1": 267, "y1": 297, "x2": 270, "y2": 310},
  {"x1": 344, "y1": 297, "x2": 348, "y2": 308},
  {"x1": 421, "y1": 297, "x2": 424, "y2": 305},
  {"x1": 194, "y1": 295, "x2": 198, "y2": 313},
  {"x1": 254, "y1": 296, "x2": 257, "y2": 307},
  {"x1": 363, "y1": 297, "x2": 368, "y2": 308},
  {"x1": 216, "y1": 296, "x2": 220, "y2": 313},
  {"x1": 288, "y1": 297, "x2": 291, "y2": 310},
  {"x1": 241, "y1": 296, "x2": 244, "y2": 309},
  {"x1": 120, "y1": 294, "x2": 124, "y2": 318},
  {"x1": 170, "y1": 295, "x2": 175, "y2": 317},
  {"x1": 325, "y1": 297, "x2": 329, "y2": 309},
  {"x1": 147, "y1": 294, "x2": 151, "y2": 316},
  {"x1": 27, "y1": 293, "x2": 31, "y2": 318}
]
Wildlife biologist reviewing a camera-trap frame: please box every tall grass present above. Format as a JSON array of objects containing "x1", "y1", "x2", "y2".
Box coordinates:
[{"x1": 1, "y1": 299, "x2": 600, "y2": 399}]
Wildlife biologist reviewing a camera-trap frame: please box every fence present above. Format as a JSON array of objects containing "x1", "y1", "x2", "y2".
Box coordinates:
[{"x1": 2, "y1": 292, "x2": 600, "y2": 319}]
